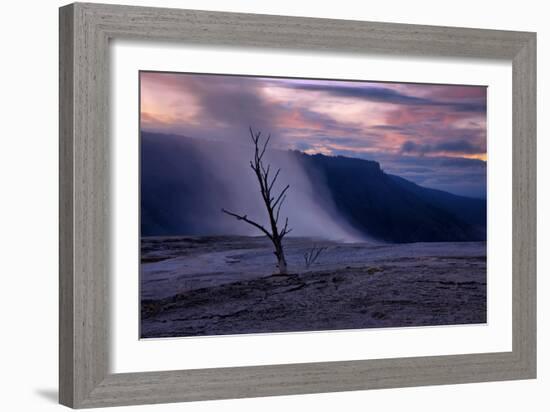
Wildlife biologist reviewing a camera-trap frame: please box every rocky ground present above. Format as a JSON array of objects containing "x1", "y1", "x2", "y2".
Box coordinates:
[{"x1": 140, "y1": 236, "x2": 486, "y2": 338}]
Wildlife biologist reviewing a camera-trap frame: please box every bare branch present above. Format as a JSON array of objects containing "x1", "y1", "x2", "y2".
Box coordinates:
[
  {"x1": 280, "y1": 217, "x2": 293, "y2": 239},
  {"x1": 272, "y1": 184, "x2": 290, "y2": 208},
  {"x1": 304, "y1": 245, "x2": 327, "y2": 268},
  {"x1": 221, "y1": 208, "x2": 273, "y2": 240},
  {"x1": 263, "y1": 164, "x2": 271, "y2": 180},
  {"x1": 258, "y1": 133, "x2": 271, "y2": 160},
  {"x1": 249, "y1": 126, "x2": 258, "y2": 145},
  {"x1": 275, "y1": 194, "x2": 286, "y2": 223},
  {"x1": 268, "y1": 168, "x2": 281, "y2": 193}
]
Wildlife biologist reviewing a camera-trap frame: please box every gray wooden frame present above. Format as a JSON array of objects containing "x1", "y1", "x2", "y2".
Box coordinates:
[{"x1": 59, "y1": 2, "x2": 536, "y2": 408}]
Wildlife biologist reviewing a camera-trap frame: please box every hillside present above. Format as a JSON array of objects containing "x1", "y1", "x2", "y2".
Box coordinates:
[
  {"x1": 293, "y1": 151, "x2": 486, "y2": 242},
  {"x1": 141, "y1": 132, "x2": 486, "y2": 243}
]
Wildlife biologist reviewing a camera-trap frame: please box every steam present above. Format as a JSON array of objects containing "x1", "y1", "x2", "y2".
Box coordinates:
[
  {"x1": 191, "y1": 134, "x2": 366, "y2": 243},
  {"x1": 140, "y1": 73, "x2": 370, "y2": 242}
]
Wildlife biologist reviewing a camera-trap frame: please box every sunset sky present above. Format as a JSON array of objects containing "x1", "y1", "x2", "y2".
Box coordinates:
[{"x1": 140, "y1": 72, "x2": 487, "y2": 198}]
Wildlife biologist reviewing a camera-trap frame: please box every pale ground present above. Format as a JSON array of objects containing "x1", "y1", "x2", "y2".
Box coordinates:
[{"x1": 140, "y1": 236, "x2": 486, "y2": 338}]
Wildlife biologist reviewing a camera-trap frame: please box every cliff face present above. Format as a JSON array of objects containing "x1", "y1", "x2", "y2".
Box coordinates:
[
  {"x1": 292, "y1": 150, "x2": 486, "y2": 243},
  {"x1": 141, "y1": 132, "x2": 486, "y2": 243}
]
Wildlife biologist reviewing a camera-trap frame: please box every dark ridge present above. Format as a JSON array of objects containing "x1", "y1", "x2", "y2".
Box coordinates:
[{"x1": 141, "y1": 132, "x2": 486, "y2": 243}]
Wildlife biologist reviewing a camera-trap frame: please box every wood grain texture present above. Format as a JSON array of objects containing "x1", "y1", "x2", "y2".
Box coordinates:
[
  {"x1": 58, "y1": 2, "x2": 537, "y2": 408},
  {"x1": 512, "y1": 34, "x2": 537, "y2": 374},
  {"x1": 59, "y1": 4, "x2": 75, "y2": 407}
]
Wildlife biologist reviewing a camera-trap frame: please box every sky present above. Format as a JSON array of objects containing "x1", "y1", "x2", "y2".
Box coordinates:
[{"x1": 140, "y1": 71, "x2": 487, "y2": 198}]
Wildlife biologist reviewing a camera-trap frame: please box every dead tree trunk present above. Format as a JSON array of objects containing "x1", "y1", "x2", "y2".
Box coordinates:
[{"x1": 222, "y1": 128, "x2": 292, "y2": 274}]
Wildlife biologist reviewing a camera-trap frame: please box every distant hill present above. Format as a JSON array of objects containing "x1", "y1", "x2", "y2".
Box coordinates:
[
  {"x1": 292, "y1": 152, "x2": 485, "y2": 242},
  {"x1": 141, "y1": 132, "x2": 486, "y2": 243}
]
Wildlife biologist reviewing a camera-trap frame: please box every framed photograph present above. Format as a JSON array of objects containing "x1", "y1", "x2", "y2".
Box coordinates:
[{"x1": 59, "y1": 2, "x2": 536, "y2": 408}]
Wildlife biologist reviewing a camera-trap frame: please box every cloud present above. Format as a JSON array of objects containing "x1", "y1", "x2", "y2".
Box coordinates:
[
  {"x1": 435, "y1": 139, "x2": 485, "y2": 154},
  {"x1": 140, "y1": 72, "x2": 487, "y2": 196},
  {"x1": 286, "y1": 83, "x2": 486, "y2": 113},
  {"x1": 401, "y1": 139, "x2": 485, "y2": 155}
]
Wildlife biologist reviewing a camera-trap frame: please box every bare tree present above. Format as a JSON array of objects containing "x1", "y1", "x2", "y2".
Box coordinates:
[
  {"x1": 222, "y1": 128, "x2": 292, "y2": 274},
  {"x1": 304, "y1": 245, "x2": 327, "y2": 269}
]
